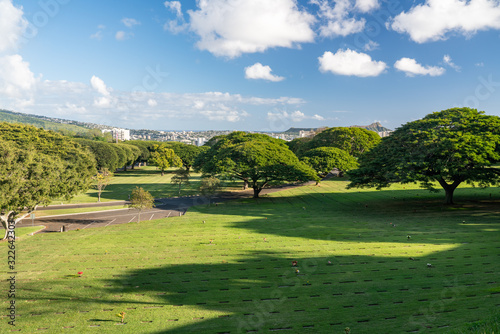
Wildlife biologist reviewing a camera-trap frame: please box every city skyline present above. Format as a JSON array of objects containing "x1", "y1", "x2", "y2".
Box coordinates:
[{"x1": 1, "y1": 0, "x2": 499, "y2": 131}]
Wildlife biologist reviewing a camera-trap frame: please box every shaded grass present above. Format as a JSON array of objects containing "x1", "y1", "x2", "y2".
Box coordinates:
[{"x1": 4, "y1": 179, "x2": 500, "y2": 333}]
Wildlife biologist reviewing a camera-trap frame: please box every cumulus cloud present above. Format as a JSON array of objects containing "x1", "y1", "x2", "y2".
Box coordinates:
[
  {"x1": 245, "y1": 63, "x2": 285, "y2": 82},
  {"x1": 312, "y1": 0, "x2": 365, "y2": 37},
  {"x1": 394, "y1": 57, "x2": 445, "y2": 77},
  {"x1": 164, "y1": 1, "x2": 189, "y2": 33},
  {"x1": 0, "y1": 0, "x2": 27, "y2": 53},
  {"x1": 355, "y1": 0, "x2": 379, "y2": 12},
  {"x1": 318, "y1": 49, "x2": 387, "y2": 77},
  {"x1": 122, "y1": 18, "x2": 140, "y2": 28},
  {"x1": 0, "y1": 55, "x2": 37, "y2": 97},
  {"x1": 147, "y1": 99, "x2": 158, "y2": 107},
  {"x1": 363, "y1": 40, "x2": 379, "y2": 51},
  {"x1": 267, "y1": 110, "x2": 324, "y2": 123},
  {"x1": 200, "y1": 109, "x2": 249, "y2": 122},
  {"x1": 90, "y1": 76, "x2": 114, "y2": 107},
  {"x1": 389, "y1": 0, "x2": 500, "y2": 43},
  {"x1": 165, "y1": 1, "x2": 182, "y2": 18},
  {"x1": 90, "y1": 76, "x2": 111, "y2": 96},
  {"x1": 443, "y1": 54, "x2": 461, "y2": 72},
  {"x1": 187, "y1": 0, "x2": 316, "y2": 58},
  {"x1": 115, "y1": 31, "x2": 133, "y2": 41},
  {"x1": 311, "y1": 0, "x2": 379, "y2": 37}
]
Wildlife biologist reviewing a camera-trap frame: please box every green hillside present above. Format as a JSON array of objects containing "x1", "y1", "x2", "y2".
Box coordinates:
[{"x1": 0, "y1": 109, "x2": 93, "y2": 135}]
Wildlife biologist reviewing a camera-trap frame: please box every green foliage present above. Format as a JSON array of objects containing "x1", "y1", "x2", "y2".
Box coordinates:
[
  {"x1": 0, "y1": 122, "x2": 96, "y2": 201},
  {"x1": 93, "y1": 168, "x2": 113, "y2": 202},
  {"x1": 303, "y1": 127, "x2": 380, "y2": 157},
  {"x1": 116, "y1": 143, "x2": 140, "y2": 170},
  {"x1": 149, "y1": 144, "x2": 182, "y2": 175},
  {"x1": 194, "y1": 131, "x2": 318, "y2": 198},
  {"x1": 75, "y1": 138, "x2": 120, "y2": 171},
  {"x1": 286, "y1": 137, "x2": 312, "y2": 155},
  {"x1": 171, "y1": 169, "x2": 191, "y2": 196},
  {"x1": 348, "y1": 107, "x2": 500, "y2": 204},
  {"x1": 128, "y1": 186, "x2": 155, "y2": 223},
  {"x1": 300, "y1": 147, "x2": 358, "y2": 176},
  {"x1": 161, "y1": 142, "x2": 204, "y2": 171},
  {"x1": 0, "y1": 137, "x2": 77, "y2": 239},
  {"x1": 199, "y1": 176, "x2": 222, "y2": 203},
  {"x1": 127, "y1": 140, "x2": 152, "y2": 162}
]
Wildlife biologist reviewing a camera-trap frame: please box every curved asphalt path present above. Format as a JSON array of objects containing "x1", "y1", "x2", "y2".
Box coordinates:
[{"x1": 14, "y1": 182, "x2": 314, "y2": 233}]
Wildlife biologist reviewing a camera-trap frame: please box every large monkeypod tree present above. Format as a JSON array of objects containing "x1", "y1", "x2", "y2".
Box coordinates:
[
  {"x1": 347, "y1": 108, "x2": 500, "y2": 204},
  {"x1": 194, "y1": 132, "x2": 318, "y2": 198}
]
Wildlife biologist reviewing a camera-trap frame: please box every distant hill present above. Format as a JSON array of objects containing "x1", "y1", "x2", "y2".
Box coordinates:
[
  {"x1": 284, "y1": 123, "x2": 392, "y2": 136},
  {"x1": 282, "y1": 127, "x2": 317, "y2": 135},
  {"x1": 0, "y1": 109, "x2": 107, "y2": 135},
  {"x1": 350, "y1": 122, "x2": 392, "y2": 133}
]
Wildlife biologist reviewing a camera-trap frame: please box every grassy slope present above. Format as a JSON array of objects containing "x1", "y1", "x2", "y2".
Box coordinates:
[{"x1": 3, "y1": 180, "x2": 499, "y2": 333}]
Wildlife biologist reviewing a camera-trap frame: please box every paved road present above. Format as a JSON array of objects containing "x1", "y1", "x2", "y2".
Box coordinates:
[{"x1": 15, "y1": 182, "x2": 314, "y2": 233}]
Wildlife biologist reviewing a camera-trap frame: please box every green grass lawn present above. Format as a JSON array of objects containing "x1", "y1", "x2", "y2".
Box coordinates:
[
  {"x1": 50, "y1": 166, "x2": 242, "y2": 204},
  {"x1": 3, "y1": 180, "x2": 499, "y2": 333}
]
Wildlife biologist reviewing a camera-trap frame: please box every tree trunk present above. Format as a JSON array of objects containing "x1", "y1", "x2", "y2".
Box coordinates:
[
  {"x1": 437, "y1": 178, "x2": 461, "y2": 205},
  {"x1": 253, "y1": 187, "x2": 261, "y2": 198},
  {"x1": 98, "y1": 192, "x2": 101, "y2": 202},
  {"x1": 243, "y1": 179, "x2": 249, "y2": 190}
]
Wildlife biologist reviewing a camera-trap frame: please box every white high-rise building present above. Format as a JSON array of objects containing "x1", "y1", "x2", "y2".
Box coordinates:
[{"x1": 111, "y1": 128, "x2": 130, "y2": 141}]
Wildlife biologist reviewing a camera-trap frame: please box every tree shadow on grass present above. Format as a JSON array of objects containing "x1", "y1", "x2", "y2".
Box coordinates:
[
  {"x1": 190, "y1": 185, "x2": 500, "y2": 245},
  {"x1": 98, "y1": 247, "x2": 499, "y2": 334}
]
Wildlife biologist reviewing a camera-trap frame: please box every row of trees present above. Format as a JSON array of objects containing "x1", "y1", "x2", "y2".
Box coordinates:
[{"x1": 0, "y1": 123, "x2": 96, "y2": 239}]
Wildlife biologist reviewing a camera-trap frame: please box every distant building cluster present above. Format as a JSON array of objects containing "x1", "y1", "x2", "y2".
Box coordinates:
[{"x1": 102, "y1": 128, "x2": 131, "y2": 141}]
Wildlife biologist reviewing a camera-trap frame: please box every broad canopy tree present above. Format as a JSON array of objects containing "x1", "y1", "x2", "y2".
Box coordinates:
[
  {"x1": 149, "y1": 144, "x2": 182, "y2": 176},
  {"x1": 300, "y1": 147, "x2": 358, "y2": 177},
  {"x1": 194, "y1": 132, "x2": 318, "y2": 198},
  {"x1": 292, "y1": 127, "x2": 380, "y2": 157},
  {"x1": 347, "y1": 108, "x2": 500, "y2": 204},
  {"x1": 0, "y1": 123, "x2": 96, "y2": 239}
]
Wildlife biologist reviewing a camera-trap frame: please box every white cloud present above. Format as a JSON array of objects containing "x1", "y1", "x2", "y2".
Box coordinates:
[
  {"x1": 312, "y1": 0, "x2": 365, "y2": 37},
  {"x1": 122, "y1": 18, "x2": 140, "y2": 28},
  {"x1": 0, "y1": 55, "x2": 36, "y2": 97},
  {"x1": 200, "y1": 109, "x2": 249, "y2": 122},
  {"x1": 363, "y1": 40, "x2": 379, "y2": 51},
  {"x1": 90, "y1": 76, "x2": 111, "y2": 96},
  {"x1": 267, "y1": 110, "x2": 324, "y2": 122},
  {"x1": 147, "y1": 99, "x2": 158, "y2": 107},
  {"x1": 188, "y1": 0, "x2": 316, "y2": 58},
  {"x1": 389, "y1": 0, "x2": 500, "y2": 43},
  {"x1": 394, "y1": 57, "x2": 445, "y2": 77},
  {"x1": 318, "y1": 49, "x2": 387, "y2": 77},
  {"x1": 164, "y1": 1, "x2": 189, "y2": 33},
  {"x1": 115, "y1": 31, "x2": 133, "y2": 41},
  {"x1": 443, "y1": 54, "x2": 461, "y2": 72},
  {"x1": 0, "y1": 0, "x2": 27, "y2": 53},
  {"x1": 245, "y1": 63, "x2": 285, "y2": 82},
  {"x1": 165, "y1": 1, "x2": 182, "y2": 18},
  {"x1": 355, "y1": 0, "x2": 379, "y2": 12}
]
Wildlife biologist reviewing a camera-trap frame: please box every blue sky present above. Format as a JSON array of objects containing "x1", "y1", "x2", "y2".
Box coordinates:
[{"x1": 1, "y1": 0, "x2": 500, "y2": 131}]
